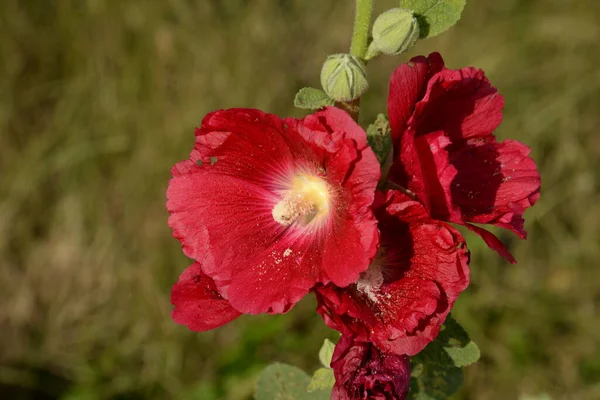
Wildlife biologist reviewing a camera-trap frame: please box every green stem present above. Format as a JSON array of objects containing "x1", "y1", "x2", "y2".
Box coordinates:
[{"x1": 349, "y1": 0, "x2": 373, "y2": 59}]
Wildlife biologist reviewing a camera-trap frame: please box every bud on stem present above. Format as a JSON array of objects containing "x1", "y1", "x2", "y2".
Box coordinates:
[
  {"x1": 371, "y1": 8, "x2": 420, "y2": 55},
  {"x1": 320, "y1": 54, "x2": 369, "y2": 103}
]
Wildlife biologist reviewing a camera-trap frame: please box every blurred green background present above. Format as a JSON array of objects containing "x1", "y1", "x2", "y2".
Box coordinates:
[{"x1": 1, "y1": 0, "x2": 598, "y2": 399}]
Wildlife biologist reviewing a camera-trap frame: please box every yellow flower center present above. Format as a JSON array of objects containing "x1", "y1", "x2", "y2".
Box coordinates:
[{"x1": 272, "y1": 175, "x2": 330, "y2": 226}]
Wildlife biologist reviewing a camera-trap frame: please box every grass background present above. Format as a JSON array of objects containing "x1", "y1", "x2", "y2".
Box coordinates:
[{"x1": 1, "y1": 0, "x2": 599, "y2": 399}]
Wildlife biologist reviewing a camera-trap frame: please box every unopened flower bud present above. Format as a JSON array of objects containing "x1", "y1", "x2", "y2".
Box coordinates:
[
  {"x1": 372, "y1": 8, "x2": 419, "y2": 55},
  {"x1": 320, "y1": 54, "x2": 368, "y2": 102}
]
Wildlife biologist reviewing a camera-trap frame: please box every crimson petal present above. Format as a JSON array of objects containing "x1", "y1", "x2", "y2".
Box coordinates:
[
  {"x1": 315, "y1": 191, "x2": 470, "y2": 356},
  {"x1": 388, "y1": 52, "x2": 444, "y2": 144},
  {"x1": 387, "y1": 53, "x2": 541, "y2": 262},
  {"x1": 171, "y1": 263, "x2": 241, "y2": 331},
  {"x1": 331, "y1": 335, "x2": 411, "y2": 400},
  {"x1": 167, "y1": 108, "x2": 380, "y2": 315},
  {"x1": 412, "y1": 66, "x2": 504, "y2": 142}
]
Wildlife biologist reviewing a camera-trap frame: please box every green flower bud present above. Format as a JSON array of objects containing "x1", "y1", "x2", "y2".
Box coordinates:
[
  {"x1": 372, "y1": 8, "x2": 419, "y2": 55},
  {"x1": 320, "y1": 54, "x2": 369, "y2": 102}
]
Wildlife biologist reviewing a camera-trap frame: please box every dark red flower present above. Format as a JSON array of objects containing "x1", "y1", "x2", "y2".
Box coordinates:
[
  {"x1": 167, "y1": 107, "x2": 380, "y2": 315},
  {"x1": 330, "y1": 335, "x2": 411, "y2": 400},
  {"x1": 387, "y1": 53, "x2": 541, "y2": 262},
  {"x1": 315, "y1": 190, "x2": 469, "y2": 356},
  {"x1": 171, "y1": 263, "x2": 241, "y2": 331}
]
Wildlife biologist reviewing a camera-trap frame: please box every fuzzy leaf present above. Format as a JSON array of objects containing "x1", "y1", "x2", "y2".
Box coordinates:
[
  {"x1": 255, "y1": 363, "x2": 330, "y2": 400},
  {"x1": 318, "y1": 338, "x2": 336, "y2": 368},
  {"x1": 402, "y1": 0, "x2": 466, "y2": 38},
  {"x1": 307, "y1": 368, "x2": 335, "y2": 392},
  {"x1": 408, "y1": 362, "x2": 463, "y2": 400},
  {"x1": 444, "y1": 340, "x2": 480, "y2": 368},
  {"x1": 408, "y1": 315, "x2": 479, "y2": 399},
  {"x1": 438, "y1": 316, "x2": 481, "y2": 367},
  {"x1": 294, "y1": 87, "x2": 335, "y2": 109}
]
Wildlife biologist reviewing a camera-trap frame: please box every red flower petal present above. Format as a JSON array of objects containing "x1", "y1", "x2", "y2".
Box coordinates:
[
  {"x1": 167, "y1": 108, "x2": 380, "y2": 315},
  {"x1": 388, "y1": 54, "x2": 541, "y2": 261},
  {"x1": 465, "y1": 223, "x2": 516, "y2": 264},
  {"x1": 391, "y1": 130, "x2": 460, "y2": 218},
  {"x1": 315, "y1": 191, "x2": 470, "y2": 356},
  {"x1": 388, "y1": 53, "x2": 444, "y2": 144},
  {"x1": 331, "y1": 335, "x2": 411, "y2": 400},
  {"x1": 398, "y1": 135, "x2": 540, "y2": 263},
  {"x1": 449, "y1": 139, "x2": 541, "y2": 235},
  {"x1": 171, "y1": 263, "x2": 241, "y2": 331},
  {"x1": 413, "y1": 66, "x2": 504, "y2": 142}
]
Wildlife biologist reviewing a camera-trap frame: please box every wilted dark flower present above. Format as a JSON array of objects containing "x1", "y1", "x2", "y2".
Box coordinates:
[{"x1": 331, "y1": 335, "x2": 411, "y2": 400}]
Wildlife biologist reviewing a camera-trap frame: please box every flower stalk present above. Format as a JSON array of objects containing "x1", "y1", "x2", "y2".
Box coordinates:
[
  {"x1": 350, "y1": 0, "x2": 373, "y2": 60},
  {"x1": 343, "y1": 0, "x2": 373, "y2": 123}
]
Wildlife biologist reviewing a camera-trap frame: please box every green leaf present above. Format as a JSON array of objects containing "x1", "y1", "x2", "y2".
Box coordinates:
[
  {"x1": 438, "y1": 315, "x2": 481, "y2": 368},
  {"x1": 366, "y1": 113, "x2": 392, "y2": 164},
  {"x1": 444, "y1": 340, "x2": 480, "y2": 368},
  {"x1": 293, "y1": 87, "x2": 335, "y2": 109},
  {"x1": 408, "y1": 315, "x2": 479, "y2": 399},
  {"x1": 401, "y1": 0, "x2": 466, "y2": 38},
  {"x1": 408, "y1": 362, "x2": 463, "y2": 400},
  {"x1": 255, "y1": 363, "x2": 330, "y2": 400},
  {"x1": 307, "y1": 368, "x2": 335, "y2": 392},
  {"x1": 318, "y1": 338, "x2": 336, "y2": 368}
]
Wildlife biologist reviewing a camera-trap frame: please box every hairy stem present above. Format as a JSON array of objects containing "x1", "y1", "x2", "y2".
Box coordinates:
[
  {"x1": 350, "y1": 0, "x2": 373, "y2": 59},
  {"x1": 345, "y1": 0, "x2": 373, "y2": 122}
]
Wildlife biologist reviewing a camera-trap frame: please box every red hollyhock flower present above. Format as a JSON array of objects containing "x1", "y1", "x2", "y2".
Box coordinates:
[
  {"x1": 331, "y1": 335, "x2": 411, "y2": 400},
  {"x1": 387, "y1": 53, "x2": 541, "y2": 262},
  {"x1": 171, "y1": 263, "x2": 241, "y2": 331},
  {"x1": 315, "y1": 190, "x2": 469, "y2": 356},
  {"x1": 167, "y1": 107, "x2": 380, "y2": 316}
]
